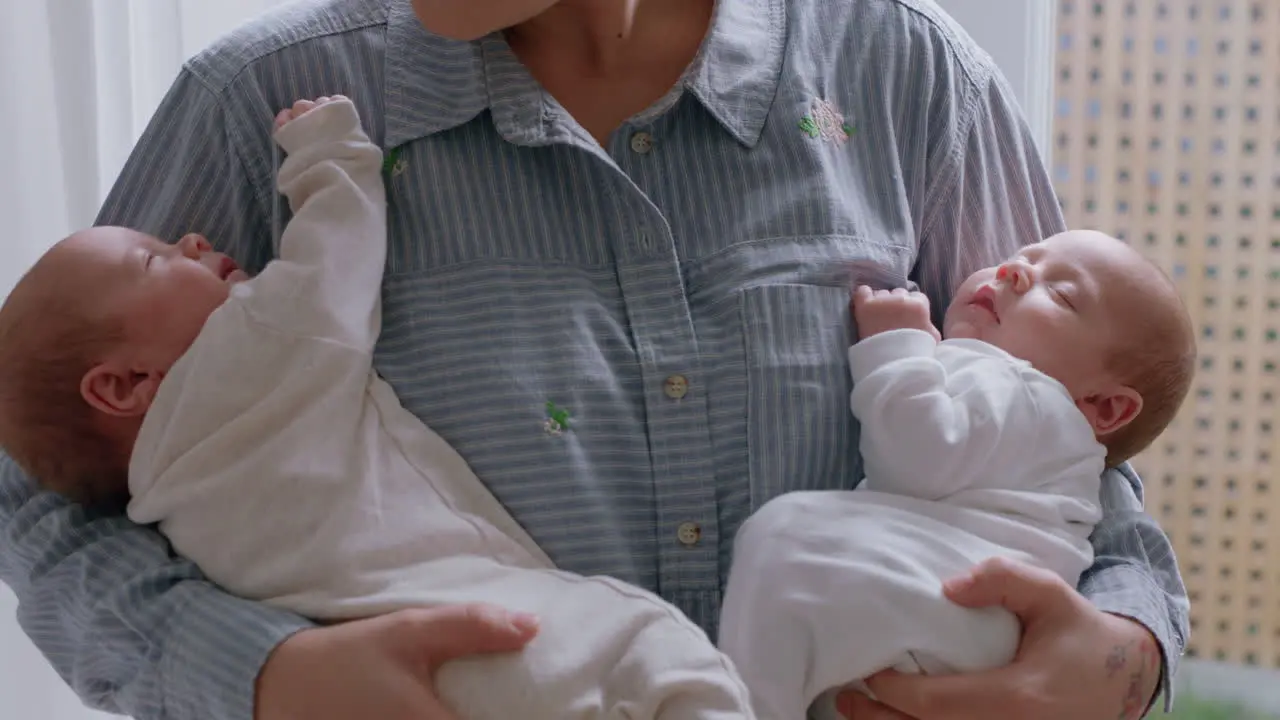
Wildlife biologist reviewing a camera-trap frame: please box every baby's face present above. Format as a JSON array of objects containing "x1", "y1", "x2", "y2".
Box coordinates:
[
  {"x1": 943, "y1": 230, "x2": 1148, "y2": 399},
  {"x1": 56, "y1": 227, "x2": 246, "y2": 371}
]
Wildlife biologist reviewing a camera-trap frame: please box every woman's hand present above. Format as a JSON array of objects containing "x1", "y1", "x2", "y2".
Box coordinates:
[
  {"x1": 838, "y1": 558, "x2": 1162, "y2": 720},
  {"x1": 255, "y1": 603, "x2": 539, "y2": 720}
]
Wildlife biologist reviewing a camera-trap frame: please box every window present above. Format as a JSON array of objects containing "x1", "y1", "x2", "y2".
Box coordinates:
[{"x1": 1053, "y1": 0, "x2": 1280, "y2": 675}]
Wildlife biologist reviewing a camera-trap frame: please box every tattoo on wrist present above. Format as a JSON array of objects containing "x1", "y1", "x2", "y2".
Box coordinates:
[
  {"x1": 1107, "y1": 634, "x2": 1162, "y2": 720},
  {"x1": 1105, "y1": 644, "x2": 1127, "y2": 677}
]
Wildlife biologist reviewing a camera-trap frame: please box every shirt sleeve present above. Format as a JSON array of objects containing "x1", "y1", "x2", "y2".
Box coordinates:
[
  {"x1": 910, "y1": 52, "x2": 1187, "y2": 708},
  {"x1": 1080, "y1": 464, "x2": 1189, "y2": 712},
  {"x1": 0, "y1": 69, "x2": 315, "y2": 720}
]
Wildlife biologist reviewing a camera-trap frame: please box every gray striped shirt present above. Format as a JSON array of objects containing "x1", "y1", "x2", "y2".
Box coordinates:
[{"x1": 0, "y1": 0, "x2": 1186, "y2": 716}]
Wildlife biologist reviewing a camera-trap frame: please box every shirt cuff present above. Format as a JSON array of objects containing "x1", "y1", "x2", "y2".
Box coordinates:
[
  {"x1": 160, "y1": 584, "x2": 314, "y2": 720},
  {"x1": 1081, "y1": 564, "x2": 1181, "y2": 713},
  {"x1": 847, "y1": 328, "x2": 938, "y2": 384}
]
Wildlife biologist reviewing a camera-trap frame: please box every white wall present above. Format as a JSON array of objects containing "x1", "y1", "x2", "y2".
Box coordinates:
[{"x1": 938, "y1": 0, "x2": 1057, "y2": 157}]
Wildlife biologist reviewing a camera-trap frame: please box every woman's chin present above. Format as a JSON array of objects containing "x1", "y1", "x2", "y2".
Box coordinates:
[{"x1": 411, "y1": 0, "x2": 556, "y2": 41}]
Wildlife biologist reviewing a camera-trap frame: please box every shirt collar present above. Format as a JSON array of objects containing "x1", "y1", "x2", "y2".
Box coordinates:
[
  {"x1": 383, "y1": 0, "x2": 785, "y2": 149},
  {"x1": 684, "y1": 0, "x2": 786, "y2": 147}
]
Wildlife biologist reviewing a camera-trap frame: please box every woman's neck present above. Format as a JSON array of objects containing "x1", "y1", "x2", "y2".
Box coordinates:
[
  {"x1": 504, "y1": 0, "x2": 713, "y2": 143},
  {"x1": 508, "y1": 0, "x2": 704, "y2": 76}
]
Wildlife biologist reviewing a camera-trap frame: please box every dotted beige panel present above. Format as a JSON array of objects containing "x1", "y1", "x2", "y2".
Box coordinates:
[{"x1": 1053, "y1": 0, "x2": 1280, "y2": 666}]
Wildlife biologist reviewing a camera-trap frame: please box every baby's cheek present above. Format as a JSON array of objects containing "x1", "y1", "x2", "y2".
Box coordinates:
[{"x1": 944, "y1": 322, "x2": 974, "y2": 341}]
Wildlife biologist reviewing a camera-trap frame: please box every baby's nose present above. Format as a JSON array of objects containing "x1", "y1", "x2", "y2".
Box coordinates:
[
  {"x1": 995, "y1": 260, "x2": 1033, "y2": 293},
  {"x1": 178, "y1": 233, "x2": 213, "y2": 258}
]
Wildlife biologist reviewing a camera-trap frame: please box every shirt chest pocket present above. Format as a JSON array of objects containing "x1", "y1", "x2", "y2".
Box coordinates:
[
  {"x1": 740, "y1": 284, "x2": 862, "y2": 507},
  {"x1": 738, "y1": 264, "x2": 913, "y2": 508}
]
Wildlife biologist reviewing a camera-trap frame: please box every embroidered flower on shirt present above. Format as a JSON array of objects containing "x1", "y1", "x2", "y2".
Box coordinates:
[
  {"x1": 799, "y1": 98, "x2": 854, "y2": 144},
  {"x1": 382, "y1": 147, "x2": 408, "y2": 177},
  {"x1": 543, "y1": 401, "x2": 572, "y2": 436}
]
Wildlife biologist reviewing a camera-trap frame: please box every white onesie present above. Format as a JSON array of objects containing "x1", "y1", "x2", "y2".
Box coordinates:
[
  {"x1": 125, "y1": 99, "x2": 754, "y2": 720},
  {"x1": 717, "y1": 328, "x2": 1105, "y2": 720}
]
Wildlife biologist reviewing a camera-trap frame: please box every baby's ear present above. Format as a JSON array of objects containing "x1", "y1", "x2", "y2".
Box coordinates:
[
  {"x1": 1077, "y1": 386, "x2": 1143, "y2": 437},
  {"x1": 81, "y1": 363, "x2": 162, "y2": 418}
]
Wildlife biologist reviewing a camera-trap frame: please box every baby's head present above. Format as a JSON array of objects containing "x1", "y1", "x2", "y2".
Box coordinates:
[
  {"x1": 944, "y1": 230, "x2": 1196, "y2": 466},
  {"x1": 0, "y1": 227, "x2": 245, "y2": 506}
]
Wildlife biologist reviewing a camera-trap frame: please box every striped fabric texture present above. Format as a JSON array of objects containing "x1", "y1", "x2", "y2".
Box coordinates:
[{"x1": 0, "y1": 0, "x2": 1186, "y2": 717}]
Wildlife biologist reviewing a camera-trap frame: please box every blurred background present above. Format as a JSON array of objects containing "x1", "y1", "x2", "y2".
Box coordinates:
[{"x1": 0, "y1": 0, "x2": 1275, "y2": 718}]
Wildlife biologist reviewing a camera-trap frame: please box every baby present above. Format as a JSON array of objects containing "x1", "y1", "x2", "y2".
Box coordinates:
[
  {"x1": 0, "y1": 97, "x2": 754, "y2": 720},
  {"x1": 717, "y1": 230, "x2": 1196, "y2": 720}
]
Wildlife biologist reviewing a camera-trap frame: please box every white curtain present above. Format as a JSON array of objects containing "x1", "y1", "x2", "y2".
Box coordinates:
[
  {"x1": 0, "y1": 0, "x2": 292, "y2": 299},
  {"x1": 0, "y1": 3, "x2": 289, "y2": 717}
]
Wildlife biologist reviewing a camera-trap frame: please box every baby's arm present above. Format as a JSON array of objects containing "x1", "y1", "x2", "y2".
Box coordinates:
[
  {"x1": 128, "y1": 97, "x2": 386, "y2": 526},
  {"x1": 849, "y1": 289, "x2": 1039, "y2": 500},
  {"x1": 251, "y1": 96, "x2": 386, "y2": 351}
]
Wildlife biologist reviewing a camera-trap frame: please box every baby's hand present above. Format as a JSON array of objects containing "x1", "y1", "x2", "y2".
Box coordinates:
[
  {"x1": 852, "y1": 286, "x2": 941, "y2": 342},
  {"x1": 274, "y1": 95, "x2": 348, "y2": 131}
]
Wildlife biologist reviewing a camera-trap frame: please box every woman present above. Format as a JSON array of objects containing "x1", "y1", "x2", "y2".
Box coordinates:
[{"x1": 0, "y1": 0, "x2": 1182, "y2": 718}]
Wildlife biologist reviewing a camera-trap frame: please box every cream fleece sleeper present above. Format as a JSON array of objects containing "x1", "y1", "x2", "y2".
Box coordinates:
[
  {"x1": 718, "y1": 329, "x2": 1105, "y2": 720},
  {"x1": 126, "y1": 99, "x2": 754, "y2": 720}
]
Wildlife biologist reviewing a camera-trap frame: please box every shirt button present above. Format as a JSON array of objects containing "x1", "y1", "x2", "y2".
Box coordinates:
[
  {"x1": 663, "y1": 374, "x2": 689, "y2": 399},
  {"x1": 629, "y1": 131, "x2": 654, "y2": 154},
  {"x1": 676, "y1": 521, "x2": 701, "y2": 546}
]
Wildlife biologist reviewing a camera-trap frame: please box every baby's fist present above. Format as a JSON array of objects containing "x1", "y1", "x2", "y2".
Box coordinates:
[
  {"x1": 852, "y1": 286, "x2": 940, "y2": 342},
  {"x1": 274, "y1": 95, "x2": 348, "y2": 130}
]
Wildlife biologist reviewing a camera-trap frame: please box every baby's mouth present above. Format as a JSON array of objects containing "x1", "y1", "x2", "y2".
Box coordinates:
[
  {"x1": 969, "y1": 285, "x2": 1000, "y2": 323},
  {"x1": 218, "y1": 256, "x2": 242, "y2": 281}
]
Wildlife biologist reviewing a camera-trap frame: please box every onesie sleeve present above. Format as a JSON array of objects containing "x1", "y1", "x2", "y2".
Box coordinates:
[
  {"x1": 849, "y1": 331, "x2": 1043, "y2": 501},
  {"x1": 246, "y1": 98, "x2": 387, "y2": 351}
]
